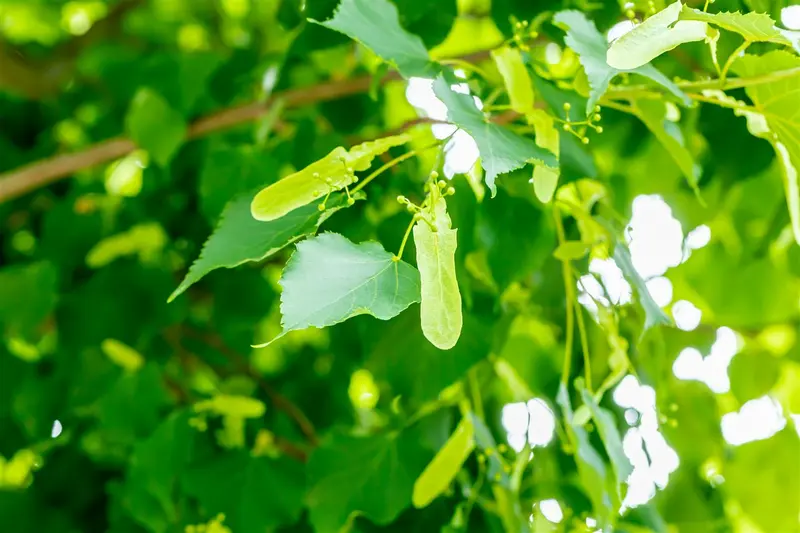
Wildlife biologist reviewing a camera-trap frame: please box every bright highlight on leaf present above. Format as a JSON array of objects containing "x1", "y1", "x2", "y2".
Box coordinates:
[
  {"x1": 251, "y1": 134, "x2": 410, "y2": 222},
  {"x1": 491, "y1": 45, "x2": 534, "y2": 114},
  {"x1": 553, "y1": 10, "x2": 690, "y2": 112},
  {"x1": 433, "y1": 76, "x2": 556, "y2": 195},
  {"x1": 101, "y1": 338, "x2": 144, "y2": 372},
  {"x1": 316, "y1": 0, "x2": 435, "y2": 78},
  {"x1": 606, "y1": 1, "x2": 707, "y2": 71},
  {"x1": 679, "y1": 7, "x2": 791, "y2": 45},
  {"x1": 412, "y1": 417, "x2": 475, "y2": 508},
  {"x1": 105, "y1": 150, "x2": 147, "y2": 197},
  {"x1": 414, "y1": 197, "x2": 462, "y2": 350},
  {"x1": 266, "y1": 233, "x2": 420, "y2": 346}
]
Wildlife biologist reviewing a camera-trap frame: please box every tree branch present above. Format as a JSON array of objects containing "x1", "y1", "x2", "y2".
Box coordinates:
[{"x1": 0, "y1": 48, "x2": 496, "y2": 204}]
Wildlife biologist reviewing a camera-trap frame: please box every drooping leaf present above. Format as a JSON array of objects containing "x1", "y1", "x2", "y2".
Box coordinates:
[
  {"x1": 606, "y1": 1, "x2": 707, "y2": 70},
  {"x1": 271, "y1": 232, "x2": 420, "y2": 343},
  {"x1": 169, "y1": 191, "x2": 357, "y2": 302},
  {"x1": 613, "y1": 239, "x2": 671, "y2": 332},
  {"x1": 182, "y1": 452, "x2": 304, "y2": 532},
  {"x1": 553, "y1": 10, "x2": 691, "y2": 112},
  {"x1": 125, "y1": 88, "x2": 187, "y2": 167},
  {"x1": 251, "y1": 134, "x2": 410, "y2": 221},
  {"x1": 636, "y1": 99, "x2": 700, "y2": 193},
  {"x1": 527, "y1": 109, "x2": 560, "y2": 203},
  {"x1": 433, "y1": 76, "x2": 557, "y2": 195},
  {"x1": 577, "y1": 382, "x2": 633, "y2": 497},
  {"x1": 316, "y1": 0, "x2": 436, "y2": 78},
  {"x1": 733, "y1": 51, "x2": 800, "y2": 244},
  {"x1": 491, "y1": 45, "x2": 534, "y2": 114},
  {"x1": 679, "y1": 6, "x2": 791, "y2": 45},
  {"x1": 306, "y1": 430, "x2": 428, "y2": 532},
  {"x1": 412, "y1": 416, "x2": 475, "y2": 508},
  {"x1": 414, "y1": 197, "x2": 462, "y2": 350}
]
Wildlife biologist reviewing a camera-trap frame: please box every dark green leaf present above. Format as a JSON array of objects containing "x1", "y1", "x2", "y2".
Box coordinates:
[{"x1": 125, "y1": 88, "x2": 187, "y2": 167}]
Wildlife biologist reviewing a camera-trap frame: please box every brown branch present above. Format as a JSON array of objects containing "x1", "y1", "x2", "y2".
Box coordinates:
[{"x1": 0, "y1": 48, "x2": 496, "y2": 204}]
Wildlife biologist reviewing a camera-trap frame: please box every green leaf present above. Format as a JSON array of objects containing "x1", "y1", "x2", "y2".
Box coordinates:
[
  {"x1": 734, "y1": 51, "x2": 800, "y2": 244},
  {"x1": 306, "y1": 430, "x2": 428, "y2": 532},
  {"x1": 412, "y1": 416, "x2": 475, "y2": 508},
  {"x1": 553, "y1": 10, "x2": 691, "y2": 112},
  {"x1": 414, "y1": 198, "x2": 462, "y2": 350},
  {"x1": 125, "y1": 88, "x2": 187, "y2": 167},
  {"x1": 251, "y1": 134, "x2": 410, "y2": 221},
  {"x1": 316, "y1": 0, "x2": 435, "y2": 78},
  {"x1": 169, "y1": 191, "x2": 356, "y2": 302},
  {"x1": 467, "y1": 413, "x2": 511, "y2": 489},
  {"x1": 491, "y1": 45, "x2": 534, "y2": 114},
  {"x1": 105, "y1": 150, "x2": 147, "y2": 198},
  {"x1": 636, "y1": 99, "x2": 700, "y2": 193},
  {"x1": 433, "y1": 76, "x2": 557, "y2": 195},
  {"x1": 182, "y1": 452, "x2": 304, "y2": 532},
  {"x1": 725, "y1": 428, "x2": 800, "y2": 532},
  {"x1": 606, "y1": 1, "x2": 707, "y2": 70},
  {"x1": 271, "y1": 232, "x2": 420, "y2": 343},
  {"x1": 0, "y1": 262, "x2": 57, "y2": 339},
  {"x1": 86, "y1": 223, "x2": 168, "y2": 269},
  {"x1": 613, "y1": 239, "x2": 671, "y2": 332},
  {"x1": 553, "y1": 241, "x2": 590, "y2": 261},
  {"x1": 679, "y1": 6, "x2": 791, "y2": 45},
  {"x1": 527, "y1": 109, "x2": 560, "y2": 203},
  {"x1": 577, "y1": 383, "x2": 633, "y2": 496}
]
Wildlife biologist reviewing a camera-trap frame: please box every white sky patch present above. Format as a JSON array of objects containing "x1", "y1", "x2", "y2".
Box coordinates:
[
  {"x1": 685, "y1": 224, "x2": 711, "y2": 250},
  {"x1": 501, "y1": 398, "x2": 556, "y2": 452},
  {"x1": 539, "y1": 499, "x2": 564, "y2": 523},
  {"x1": 782, "y1": 6, "x2": 800, "y2": 30},
  {"x1": 607, "y1": 20, "x2": 636, "y2": 43},
  {"x1": 646, "y1": 276, "x2": 673, "y2": 307},
  {"x1": 721, "y1": 396, "x2": 787, "y2": 446},
  {"x1": 626, "y1": 195, "x2": 685, "y2": 279},
  {"x1": 672, "y1": 327, "x2": 740, "y2": 393},
  {"x1": 51, "y1": 419, "x2": 63, "y2": 438},
  {"x1": 613, "y1": 375, "x2": 680, "y2": 511},
  {"x1": 672, "y1": 299, "x2": 702, "y2": 331}
]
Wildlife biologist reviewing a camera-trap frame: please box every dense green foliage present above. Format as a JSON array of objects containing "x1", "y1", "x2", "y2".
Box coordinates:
[{"x1": 2, "y1": 0, "x2": 800, "y2": 532}]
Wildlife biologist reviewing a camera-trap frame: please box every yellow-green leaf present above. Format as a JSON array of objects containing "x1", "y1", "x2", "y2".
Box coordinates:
[
  {"x1": 679, "y1": 6, "x2": 791, "y2": 45},
  {"x1": 553, "y1": 241, "x2": 590, "y2": 261},
  {"x1": 527, "y1": 110, "x2": 560, "y2": 203},
  {"x1": 251, "y1": 134, "x2": 410, "y2": 221},
  {"x1": 412, "y1": 417, "x2": 475, "y2": 508},
  {"x1": 101, "y1": 338, "x2": 144, "y2": 372},
  {"x1": 414, "y1": 198, "x2": 463, "y2": 350},
  {"x1": 194, "y1": 394, "x2": 266, "y2": 418},
  {"x1": 105, "y1": 150, "x2": 148, "y2": 197},
  {"x1": 607, "y1": 1, "x2": 707, "y2": 70},
  {"x1": 86, "y1": 223, "x2": 168, "y2": 268},
  {"x1": 491, "y1": 45, "x2": 534, "y2": 114}
]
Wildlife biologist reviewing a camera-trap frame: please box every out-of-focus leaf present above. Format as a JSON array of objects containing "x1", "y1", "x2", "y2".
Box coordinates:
[
  {"x1": 125, "y1": 88, "x2": 187, "y2": 167},
  {"x1": 491, "y1": 45, "x2": 534, "y2": 114},
  {"x1": 725, "y1": 428, "x2": 800, "y2": 532},
  {"x1": 105, "y1": 150, "x2": 148, "y2": 198},
  {"x1": 306, "y1": 430, "x2": 428, "y2": 532},
  {"x1": 679, "y1": 6, "x2": 791, "y2": 44},
  {"x1": 613, "y1": 240, "x2": 672, "y2": 332},
  {"x1": 414, "y1": 197, "x2": 462, "y2": 350},
  {"x1": 270, "y1": 233, "x2": 420, "y2": 343},
  {"x1": 433, "y1": 76, "x2": 557, "y2": 195},
  {"x1": 412, "y1": 416, "x2": 474, "y2": 508},
  {"x1": 528, "y1": 109, "x2": 560, "y2": 203},
  {"x1": 316, "y1": 0, "x2": 436, "y2": 78},
  {"x1": 606, "y1": 1, "x2": 707, "y2": 70},
  {"x1": 86, "y1": 223, "x2": 168, "y2": 268},
  {"x1": 553, "y1": 10, "x2": 691, "y2": 112},
  {"x1": 0, "y1": 262, "x2": 57, "y2": 339},
  {"x1": 169, "y1": 191, "x2": 358, "y2": 302},
  {"x1": 183, "y1": 452, "x2": 304, "y2": 532}
]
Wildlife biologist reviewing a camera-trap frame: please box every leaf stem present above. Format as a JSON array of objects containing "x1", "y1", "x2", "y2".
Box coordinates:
[
  {"x1": 351, "y1": 142, "x2": 437, "y2": 194},
  {"x1": 394, "y1": 216, "x2": 416, "y2": 261},
  {"x1": 553, "y1": 207, "x2": 574, "y2": 388},
  {"x1": 720, "y1": 40, "x2": 751, "y2": 85},
  {"x1": 469, "y1": 368, "x2": 484, "y2": 421},
  {"x1": 574, "y1": 296, "x2": 592, "y2": 393}
]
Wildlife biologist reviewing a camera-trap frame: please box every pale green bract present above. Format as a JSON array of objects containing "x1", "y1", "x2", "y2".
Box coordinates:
[
  {"x1": 733, "y1": 51, "x2": 800, "y2": 244},
  {"x1": 679, "y1": 6, "x2": 791, "y2": 45},
  {"x1": 412, "y1": 417, "x2": 475, "y2": 508},
  {"x1": 316, "y1": 0, "x2": 435, "y2": 78},
  {"x1": 491, "y1": 45, "x2": 534, "y2": 114},
  {"x1": 414, "y1": 198, "x2": 463, "y2": 350},
  {"x1": 553, "y1": 10, "x2": 691, "y2": 113},
  {"x1": 251, "y1": 134, "x2": 410, "y2": 221},
  {"x1": 606, "y1": 1, "x2": 707, "y2": 71},
  {"x1": 433, "y1": 76, "x2": 557, "y2": 195},
  {"x1": 527, "y1": 109, "x2": 560, "y2": 203},
  {"x1": 266, "y1": 232, "x2": 420, "y2": 346}
]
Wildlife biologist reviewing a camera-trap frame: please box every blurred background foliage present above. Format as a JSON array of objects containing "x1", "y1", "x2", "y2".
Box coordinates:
[{"x1": 1, "y1": 0, "x2": 799, "y2": 532}]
